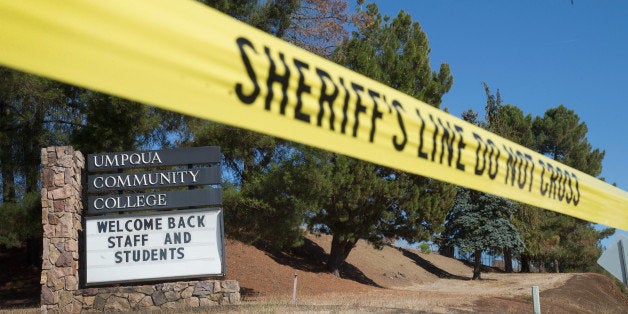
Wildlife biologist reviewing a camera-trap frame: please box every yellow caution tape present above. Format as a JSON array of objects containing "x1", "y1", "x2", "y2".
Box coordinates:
[{"x1": 1, "y1": 0, "x2": 626, "y2": 229}]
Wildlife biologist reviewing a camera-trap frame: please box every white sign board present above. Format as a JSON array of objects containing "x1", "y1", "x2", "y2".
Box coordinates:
[
  {"x1": 86, "y1": 208, "x2": 224, "y2": 285},
  {"x1": 597, "y1": 234, "x2": 628, "y2": 285}
]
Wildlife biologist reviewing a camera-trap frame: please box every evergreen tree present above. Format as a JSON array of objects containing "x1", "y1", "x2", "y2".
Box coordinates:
[
  {"x1": 449, "y1": 84, "x2": 530, "y2": 273},
  {"x1": 190, "y1": 121, "x2": 331, "y2": 248},
  {"x1": 335, "y1": 1, "x2": 452, "y2": 106},
  {"x1": 0, "y1": 67, "x2": 183, "y2": 259},
  {"x1": 533, "y1": 105, "x2": 604, "y2": 176},
  {"x1": 465, "y1": 92, "x2": 613, "y2": 273},
  {"x1": 190, "y1": 0, "x2": 345, "y2": 249},
  {"x1": 0, "y1": 67, "x2": 69, "y2": 201},
  {"x1": 443, "y1": 188, "x2": 523, "y2": 279},
  {"x1": 69, "y1": 91, "x2": 177, "y2": 153},
  {"x1": 310, "y1": 2, "x2": 456, "y2": 276},
  {"x1": 0, "y1": 67, "x2": 71, "y2": 262},
  {"x1": 528, "y1": 105, "x2": 613, "y2": 272}
]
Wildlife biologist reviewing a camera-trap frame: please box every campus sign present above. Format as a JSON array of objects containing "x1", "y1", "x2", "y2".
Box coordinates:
[
  {"x1": 86, "y1": 208, "x2": 224, "y2": 284},
  {"x1": 84, "y1": 146, "x2": 224, "y2": 285}
]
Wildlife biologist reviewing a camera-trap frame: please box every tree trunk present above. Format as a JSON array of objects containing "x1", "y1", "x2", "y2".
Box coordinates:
[
  {"x1": 26, "y1": 237, "x2": 42, "y2": 265},
  {"x1": 0, "y1": 142, "x2": 16, "y2": 202},
  {"x1": 472, "y1": 250, "x2": 482, "y2": 280},
  {"x1": 24, "y1": 105, "x2": 44, "y2": 194},
  {"x1": 504, "y1": 247, "x2": 513, "y2": 273},
  {"x1": 554, "y1": 259, "x2": 559, "y2": 273},
  {"x1": 520, "y1": 253, "x2": 531, "y2": 273},
  {"x1": 439, "y1": 245, "x2": 454, "y2": 258},
  {"x1": 327, "y1": 235, "x2": 356, "y2": 277}
]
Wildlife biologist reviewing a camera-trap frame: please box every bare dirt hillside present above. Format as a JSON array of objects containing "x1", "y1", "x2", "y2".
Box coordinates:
[{"x1": 224, "y1": 233, "x2": 628, "y2": 313}]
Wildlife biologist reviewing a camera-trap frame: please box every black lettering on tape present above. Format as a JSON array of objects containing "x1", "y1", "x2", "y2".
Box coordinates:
[
  {"x1": 454, "y1": 125, "x2": 466, "y2": 172},
  {"x1": 415, "y1": 109, "x2": 428, "y2": 160},
  {"x1": 564, "y1": 169, "x2": 573, "y2": 204},
  {"x1": 368, "y1": 89, "x2": 383, "y2": 143},
  {"x1": 235, "y1": 37, "x2": 260, "y2": 104},
  {"x1": 264, "y1": 47, "x2": 290, "y2": 114},
  {"x1": 339, "y1": 77, "x2": 350, "y2": 134},
  {"x1": 473, "y1": 133, "x2": 487, "y2": 176},
  {"x1": 293, "y1": 58, "x2": 311, "y2": 123},
  {"x1": 503, "y1": 145, "x2": 519, "y2": 186},
  {"x1": 572, "y1": 172, "x2": 580, "y2": 206},
  {"x1": 351, "y1": 82, "x2": 367, "y2": 138},
  {"x1": 391, "y1": 100, "x2": 407, "y2": 151},
  {"x1": 316, "y1": 68, "x2": 338, "y2": 130},
  {"x1": 539, "y1": 160, "x2": 548, "y2": 196},
  {"x1": 436, "y1": 118, "x2": 455, "y2": 167},
  {"x1": 429, "y1": 114, "x2": 439, "y2": 162},
  {"x1": 486, "y1": 139, "x2": 499, "y2": 180}
]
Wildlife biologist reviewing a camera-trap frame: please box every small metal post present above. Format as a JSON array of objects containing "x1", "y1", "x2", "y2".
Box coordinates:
[
  {"x1": 532, "y1": 285, "x2": 541, "y2": 314},
  {"x1": 292, "y1": 272, "x2": 298, "y2": 305},
  {"x1": 618, "y1": 240, "x2": 628, "y2": 286}
]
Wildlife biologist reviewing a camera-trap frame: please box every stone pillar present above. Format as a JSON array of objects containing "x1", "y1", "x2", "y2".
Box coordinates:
[{"x1": 40, "y1": 146, "x2": 84, "y2": 313}]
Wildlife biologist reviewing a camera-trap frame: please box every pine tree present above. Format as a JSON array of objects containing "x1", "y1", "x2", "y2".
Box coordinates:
[
  {"x1": 443, "y1": 188, "x2": 523, "y2": 279},
  {"x1": 448, "y1": 84, "x2": 529, "y2": 273},
  {"x1": 190, "y1": 0, "x2": 347, "y2": 249},
  {"x1": 310, "y1": 2, "x2": 456, "y2": 276},
  {"x1": 529, "y1": 105, "x2": 612, "y2": 272}
]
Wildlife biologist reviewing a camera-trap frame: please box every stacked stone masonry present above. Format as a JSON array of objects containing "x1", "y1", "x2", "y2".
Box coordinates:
[{"x1": 40, "y1": 146, "x2": 240, "y2": 313}]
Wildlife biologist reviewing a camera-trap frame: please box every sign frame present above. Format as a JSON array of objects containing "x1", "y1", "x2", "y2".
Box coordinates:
[
  {"x1": 87, "y1": 146, "x2": 220, "y2": 172},
  {"x1": 86, "y1": 188, "x2": 222, "y2": 214},
  {"x1": 84, "y1": 207, "x2": 226, "y2": 286},
  {"x1": 83, "y1": 146, "x2": 224, "y2": 286},
  {"x1": 87, "y1": 166, "x2": 220, "y2": 192}
]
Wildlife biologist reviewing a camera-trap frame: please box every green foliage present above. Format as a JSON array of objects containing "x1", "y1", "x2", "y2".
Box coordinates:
[
  {"x1": 0, "y1": 192, "x2": 41, "y2": 249},
  {"x1": 419, "y1": 242, "x2": 431, "y2": 254},
  {"x1": 465, "y1": 84, "x2": 611, "y2": 273},
  {"x1": 233, "y1": 146, "x2": 332, "y2": 248},
  {"x1": 535, "y1": 212, "x2": 613, "y2": 272},
  {"x1": 492, "y1": 105, "x2": 534, "y2": 148},
  {"x1": 533, "y1": 104, "x2": 605, "y2": 177},
  {"x1": 443, "y1": 189, "x2": 524, "y2": 256},
  {"x1": 193, "y1": 0, "x2": 354, "y2": 250},
  {"x1": 308, "y1": 155, "x2": 389, "y2": 246},
  {"x1": 529, "y1": 105, "x2": 610, "y2": 272},
  {"x1": 0, "y1": 67, "x2": 69, "y2": 201},
  {"x1": 450, "y1": 87, "x2": 524, "y2": 275},
  {"x1": 70, "y1": 92, "x2": 163, "y2": 153},
  {"x1": 191, "y1": 121, "x2": 330, "y2": 249},
  {"x1": 335, "y1": 2, "x2": 452, "y2": 107},
  {"x1": 0, "y1": 66, "x2": 186, "y2": 254}
]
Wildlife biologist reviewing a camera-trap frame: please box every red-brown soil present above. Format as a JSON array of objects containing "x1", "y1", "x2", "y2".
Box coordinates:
[
  {"x1": 223, "y1": 234, "x2": 628, "y2": 312},
  {"x1": 2, "y1": 233, "x2": 628, "y2": 313}
]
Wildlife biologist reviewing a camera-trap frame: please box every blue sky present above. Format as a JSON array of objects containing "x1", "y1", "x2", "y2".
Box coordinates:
[{"x1": 371, "y1": 1, "x2": 627, "y2": 242}]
